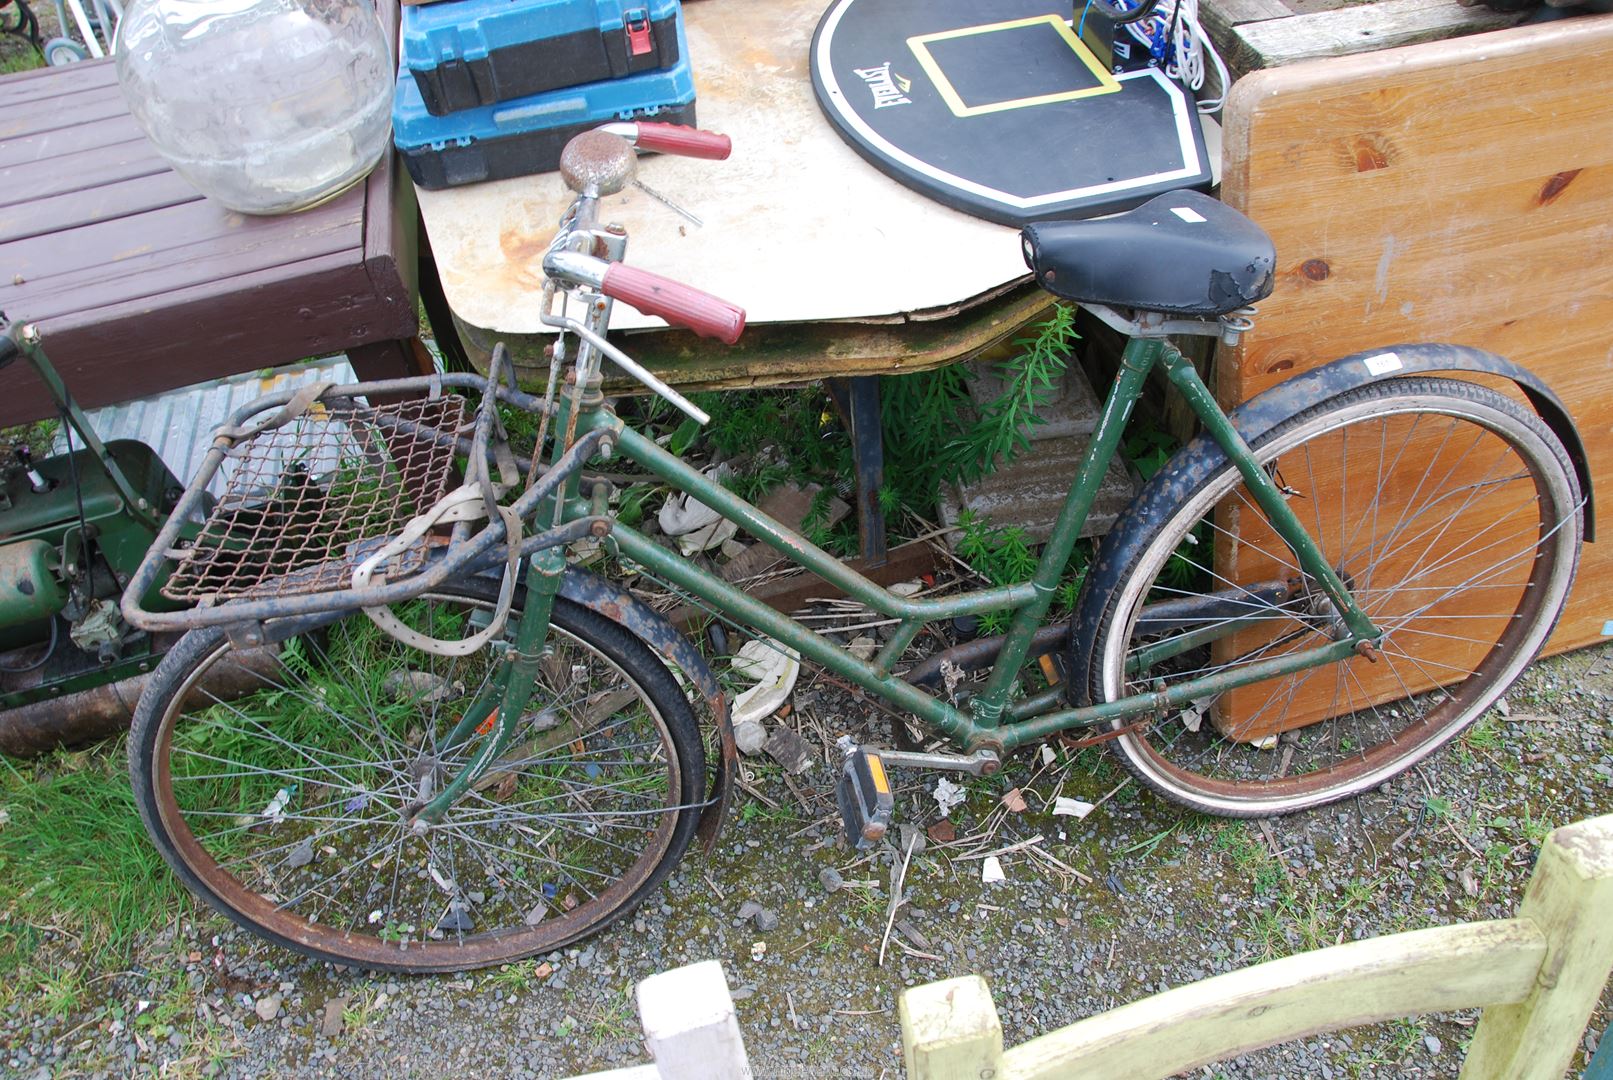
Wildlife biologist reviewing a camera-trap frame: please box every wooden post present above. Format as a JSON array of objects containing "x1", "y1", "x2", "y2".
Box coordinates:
[
  {"x1": 901, "y1": 975, "x2": 1005, "y2": 1080},
  {"x1": 1461, "y1": 814, "x2": 1613, "y2": 1080},
  {"x1": 635, "y1": 959, "x2": 752, "y2": 1080}
]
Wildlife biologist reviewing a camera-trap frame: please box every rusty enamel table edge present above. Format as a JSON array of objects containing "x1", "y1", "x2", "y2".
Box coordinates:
[{"x1": 454, "y1": 278, "x2": 1053, "y2": 393}]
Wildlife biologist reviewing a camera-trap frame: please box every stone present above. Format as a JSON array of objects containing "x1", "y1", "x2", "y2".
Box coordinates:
[
  {"x1": 253, "y1": 993, "x2": 282, "y2": 1023},
  {"x1": 320, "y1": 997, "x2": 347, "y2": 1039},
  {"x1": 819, "y1": 868, "x2": 843, "y2": 893},
  {"x1": 763, "y1": 725, "x2": 815, "y2": 774}
]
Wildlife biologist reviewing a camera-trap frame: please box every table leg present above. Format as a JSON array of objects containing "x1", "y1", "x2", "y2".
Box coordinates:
[
  {"x1": 348, "y1": 338, "x2": 434, "y2": 382},
  {"x1": 417, "y1": 222, "x2": 472, "y2": 374},
  {"x1": 825, "y1": 375, "x2": 887, "y2": 568}
]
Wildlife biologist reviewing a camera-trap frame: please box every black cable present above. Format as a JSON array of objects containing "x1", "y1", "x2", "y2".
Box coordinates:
[{"x1": 0, "y1": 615, "x2": 58, "y2": 674}]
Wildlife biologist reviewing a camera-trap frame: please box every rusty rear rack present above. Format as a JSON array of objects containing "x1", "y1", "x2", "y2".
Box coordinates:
[{"x1": 120, "y1": 361, "x2": 609, "y2": 636}]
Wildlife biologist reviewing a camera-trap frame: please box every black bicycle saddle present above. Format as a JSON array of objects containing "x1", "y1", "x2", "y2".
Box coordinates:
[{"x1": 1021, "y1": 191, "x2": 1276, "y2": 318}]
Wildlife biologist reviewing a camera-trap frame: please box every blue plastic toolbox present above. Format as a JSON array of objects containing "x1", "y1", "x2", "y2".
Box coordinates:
[
  {"x1": 393, "y1": 27, "x2": 697, "y2": 189},
  {"x1": 402, "y1": 0, "x2": 683, "y2": 117}
]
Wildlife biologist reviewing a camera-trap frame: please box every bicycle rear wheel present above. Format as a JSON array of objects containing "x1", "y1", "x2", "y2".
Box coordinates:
[
  {"x1": 128, "y1": 579, "x2": 704, "y2": 972},
  {"x1": 1071, "y1": 377, "x2": 1582, "y2": 816}
]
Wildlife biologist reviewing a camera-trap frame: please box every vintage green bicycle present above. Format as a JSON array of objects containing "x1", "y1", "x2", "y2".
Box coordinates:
[{"x1": 113, "y1": 124, "x2": 1587, "y2": 972}]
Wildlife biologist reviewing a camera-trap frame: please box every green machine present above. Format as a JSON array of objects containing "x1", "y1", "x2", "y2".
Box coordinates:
[{"x1": 0, "y1": 316, "x2": 191, "y2": 753}]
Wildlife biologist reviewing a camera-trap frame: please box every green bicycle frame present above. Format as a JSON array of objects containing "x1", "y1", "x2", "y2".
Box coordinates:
[{"x1": 513, "y1": 333, "x2": 1382, "y2": 757}]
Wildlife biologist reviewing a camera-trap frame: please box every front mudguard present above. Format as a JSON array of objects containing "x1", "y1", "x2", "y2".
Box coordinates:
[
  {"x1": 1227, "y1": 343, "x2": 1594, "y2": 539},
  {"x1": 559, "y1": 567, "x2": 736, "y2": 851}
]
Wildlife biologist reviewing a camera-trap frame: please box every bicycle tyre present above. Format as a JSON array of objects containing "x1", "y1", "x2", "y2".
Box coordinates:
[
  {"x1": 129, "y1": 578, "x2": 704, "y2": 972},
  {"x1": 1070, "y1": 377, "x2": 1582, "y2": 817}
]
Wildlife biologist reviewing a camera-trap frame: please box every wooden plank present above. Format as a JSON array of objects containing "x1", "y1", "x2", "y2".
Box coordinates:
[
  {"x1": 0, "y1": 114, "x2": 152, "y2": 172},
  {"x1": 1003, "y1": 919, "x2": 1545, "y2": 1079},
  {"x1": 0, "y1": 84, "x2": 133, "y2": 141},
  {"x1": 456, "y1": 281, "x2": 1050, "y2": 392},
  {"x1": 902, "y1": 976, "x2": 1005, "y2": 1080},
  {"x1": 0, "y1": 255, "x2": 417, "y2": 427},
  {"x1": 1199, "y1": 0, "x2": 1296, "y2": 76},
  {"x1": 1462, "y1": 815, "x2": 1613, "y2": 1079},
  {"x1": 0, "y1": 137, "x2": 173, "y2": 202},
  {"x1": 0, "y1": 171, "x2": 202, "y2": 244},
  {"x1": 1217, "y1": 14, "x2": 1613, "y2": 721},
  {"x1": 1231, "y1": 0, "x2": 1520, "y2": 70},
  {"x1": 6, "y1": 198, "x2": 364, "y2": 322},
  {"x1": 634, "y1": 960, "x2": 751, "y2": 1080}
]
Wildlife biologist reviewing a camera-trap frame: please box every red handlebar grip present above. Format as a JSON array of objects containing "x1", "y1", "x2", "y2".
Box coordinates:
[
  {"x1": 632, "y1": 122, "x2": 732, "y2": 160},
  {"x1": 601, "y1": 263, "x2": 746, "y2": 344}
]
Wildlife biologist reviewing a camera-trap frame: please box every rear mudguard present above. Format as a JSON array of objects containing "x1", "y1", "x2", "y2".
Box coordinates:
[
  {"x1": 559, "y1": 567, "x2": 736, "y2": 851},
  {"x1": 1227, "y1": 343, "x2": 1594, "y2": 539}
]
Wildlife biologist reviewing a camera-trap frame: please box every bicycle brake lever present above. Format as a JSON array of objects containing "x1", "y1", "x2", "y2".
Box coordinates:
[{"x1": 540, "y1": 309, "x2": 711, "y2": 426}]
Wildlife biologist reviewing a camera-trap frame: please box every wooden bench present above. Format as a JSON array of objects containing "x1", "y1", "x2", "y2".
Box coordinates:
[{"x1": 0, "y1": 55, "x2": 425, "y2": 430}]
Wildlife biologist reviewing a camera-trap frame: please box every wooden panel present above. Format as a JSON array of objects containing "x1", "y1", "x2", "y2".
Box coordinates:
[{"x1": 1219, "y1": 15, "x2": 1613, "y2": 722}]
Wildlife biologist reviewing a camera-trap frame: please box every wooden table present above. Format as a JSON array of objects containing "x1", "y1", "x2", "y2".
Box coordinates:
[
  {"x1": 0, "y1": 57, "x2": 425, "y2": 430},
  {"x1": 415, "y1": 0, "x2": 1064, "y2": 562}
]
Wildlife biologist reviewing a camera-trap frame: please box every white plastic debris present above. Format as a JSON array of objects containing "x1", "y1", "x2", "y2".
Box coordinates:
[
  {"x1": 1053, "y1": 797, "x2": 1096, "y2": 819},
  {"x1": 261, "y1": 787, "x2": 293, "y2": 823},
  {"x1": 1180, "y1": 695, "x2": 1214, "y2": 733},
  {"x1": 981, "y1": 855, "x2": 1006, "y2": 884},
  {"x1": 428, "y1": 864, "x2": 458, "y2": 895},
  {"x1": 1252, "y1": 733, "x2": 1280, "y2": 751},
  {"x1": 889, "y1": 580, "x2": 923, "y2": 598},
  {"x1": 933, "y1": 778, "x2": 966, "y2": 818},
  {"x1": 658, "y1": 466, "x2": 737, "y2": 554},
  {"x1": 1040, "y1": 745, "x2": 1056, "y2": 768},
  {"x1": 730, "y1": 638, "x2": 800, "y2": 728},
  {"x1": 750, "y1": 941, "x2": 767, "y2": 962}
]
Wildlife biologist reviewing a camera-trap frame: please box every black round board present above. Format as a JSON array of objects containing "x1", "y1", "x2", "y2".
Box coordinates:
[{"x1": 811, "y1": 0, "x2": 1213, "y2": 226}]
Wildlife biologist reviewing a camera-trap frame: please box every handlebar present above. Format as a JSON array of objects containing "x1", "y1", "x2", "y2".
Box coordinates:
[
  {"x1": 544, "y1": 250, "x2": 745, "y2": 346},
  {"x1": 599, "y1": 120, "x2": 732, "y2": 160},
  {"x1": 546, "y1": 125, "x2": 746, "y2": 347},
  {"x1": 601, "y1": 263, "x2": 745, "y2": 345}
]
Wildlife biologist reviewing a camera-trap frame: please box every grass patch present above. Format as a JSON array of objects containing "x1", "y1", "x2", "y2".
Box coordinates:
[{"x1": 0, "y1": 743, "x2": 189, "y2": 964}]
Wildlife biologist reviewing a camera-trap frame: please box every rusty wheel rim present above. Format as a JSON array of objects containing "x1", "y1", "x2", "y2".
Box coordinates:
[{"x1": 149, "y1": 596, "x2": 683, "y2": 970}]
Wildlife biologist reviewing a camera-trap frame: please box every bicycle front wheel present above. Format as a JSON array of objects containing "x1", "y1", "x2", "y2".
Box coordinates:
[
  {"x1": 128, "y1": 580, "x2": 704, "y2": 972},
  {"x1": 1072, "y1": 377, "x2": 1582, "y2": 816}
]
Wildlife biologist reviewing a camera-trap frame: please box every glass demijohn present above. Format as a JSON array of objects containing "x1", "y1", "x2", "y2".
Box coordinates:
[{"x1": 115, "y1": 0, "x2": 394, "y2": 215}]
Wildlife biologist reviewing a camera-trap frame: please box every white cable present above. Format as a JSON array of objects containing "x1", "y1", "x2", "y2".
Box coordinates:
[{"x1": 1122, "y1": 0, "x2": 1229, "y2": 113}]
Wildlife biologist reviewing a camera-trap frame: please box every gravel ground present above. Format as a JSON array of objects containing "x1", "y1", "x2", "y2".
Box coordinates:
[{"x1": 2, "y1": 641, "x2": 1610, "y2": 1079}]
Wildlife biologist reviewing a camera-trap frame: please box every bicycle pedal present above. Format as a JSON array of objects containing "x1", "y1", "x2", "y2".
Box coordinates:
[{"x1": 835, "y1": 746, "x2": 895, "y2": 850}]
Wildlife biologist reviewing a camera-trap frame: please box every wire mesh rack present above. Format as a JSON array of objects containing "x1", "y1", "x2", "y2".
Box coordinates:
[{"x1": 160, "y1": 393, "x2": 468, "y2": 605}]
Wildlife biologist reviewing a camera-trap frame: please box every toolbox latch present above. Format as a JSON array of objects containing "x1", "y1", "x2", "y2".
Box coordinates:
[{"x1": 625, "y1": 10, "x2": 653, "y2": 57}]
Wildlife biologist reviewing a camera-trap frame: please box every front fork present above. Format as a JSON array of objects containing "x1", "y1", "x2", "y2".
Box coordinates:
[{"x1": 408, "y1": 545, "x2": 567, "y2": 830}]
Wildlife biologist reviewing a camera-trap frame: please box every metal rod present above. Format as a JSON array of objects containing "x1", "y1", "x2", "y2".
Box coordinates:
[
  {"x1": 1160, "y1": 347, "x2": 1380, "y2": 641},
  {"x1": 608, "y1": 524, "x2": 988, "y2": 747},
  {"x1": 608, "y1": 422, "x2": 1035, "y2": 621},
  {"x1": 999, "y1": 637, "x2": 1360, "y2": 749},
  {"x1": 973, "y1": 336, "x2": 1165, "y2": 722}
]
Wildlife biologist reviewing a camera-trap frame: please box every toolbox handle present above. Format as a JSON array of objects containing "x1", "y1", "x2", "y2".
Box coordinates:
[
  {"x1": 601, "y1": 262, "x2": 745, "y2": 344},
  {"x1": 608, "y1": 121, "x2": 732, "y2": 160}
]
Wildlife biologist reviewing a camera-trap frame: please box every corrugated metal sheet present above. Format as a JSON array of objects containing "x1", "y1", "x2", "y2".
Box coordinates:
[{"x1": 56, "y1": 355, "x2": 358, "y2": 496}]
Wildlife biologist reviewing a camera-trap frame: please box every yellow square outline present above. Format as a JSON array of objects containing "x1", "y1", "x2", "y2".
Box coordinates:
[{"x1": 906, "y1": 14, "x2": 1121, "y2": 119}]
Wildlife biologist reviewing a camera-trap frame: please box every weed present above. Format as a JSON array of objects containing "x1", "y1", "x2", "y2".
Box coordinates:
[
  {"x1": 488, "y1": 958, "x2": 542, "y2": 994},
  {"x1": 37, "y1": 964, "x2": 89, "y2": 1019},
  {"x1": 1463, "y1": 712, "x2": 1503, "y2": 752}
]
